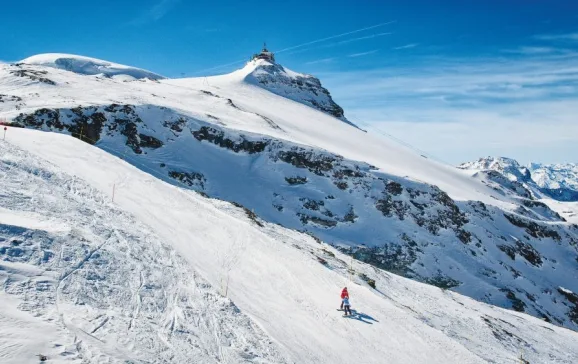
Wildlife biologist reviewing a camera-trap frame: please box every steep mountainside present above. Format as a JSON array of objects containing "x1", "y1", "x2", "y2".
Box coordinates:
[
  {"x1": 1, "y1": 55, "x2": 578, "y2": 331},
  {"x1": 2, "y1": 128, "x2": 578, "y2": 363}
]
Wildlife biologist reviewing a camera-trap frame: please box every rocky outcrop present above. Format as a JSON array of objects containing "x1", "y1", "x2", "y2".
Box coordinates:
[
  {"x1": 246, "y1": 62, "x2": 353, "y2": 125},
  {"x1": 12, "y1": 105, "x2": 164, "y2": 152}
]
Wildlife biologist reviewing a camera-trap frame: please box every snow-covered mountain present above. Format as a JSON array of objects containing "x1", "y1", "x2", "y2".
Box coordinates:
[
  {"x1": 1, "y1": 52, "x2": 578, "y2": 341},
  {"x1": 460, "y1": 157, "x2": 578, "y2": 202},
  {"x1": 529, "y1": 162, "x2": 578, "y2": 196},
  {"x1": 2, "y1": 128, "x2": 578, "y2": 363},
  {"x1": 19, "y1": 53, "x2": 164, "y2": 80}
]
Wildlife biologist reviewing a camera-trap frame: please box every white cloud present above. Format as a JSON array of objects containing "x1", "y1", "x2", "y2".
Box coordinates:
[{"x1": 320, "y1": 51, "x2": 578, "y2": 164}]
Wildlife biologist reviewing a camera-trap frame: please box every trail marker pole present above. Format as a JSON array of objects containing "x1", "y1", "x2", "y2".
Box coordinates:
[
  {"x1": 112, "y1": 183, "x2": 116, "y2": 202},
  {"x1": 3, "y1": 127, "x2": 6, "y2": 140}
]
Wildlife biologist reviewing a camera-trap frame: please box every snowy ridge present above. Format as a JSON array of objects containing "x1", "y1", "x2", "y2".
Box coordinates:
[
  {"x1": 2, "y1": 128, "x2": 578, "y2": 363},
  {"x1": 19, "y1": 53, "x2": 164, "y2": 80},
  {"x1": 2, "y1": 55, "x2": 578, "y2": 333}
]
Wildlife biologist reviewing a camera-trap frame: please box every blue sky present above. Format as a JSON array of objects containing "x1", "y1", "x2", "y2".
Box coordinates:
[{"x1": 2, "y1": 0, "x2": 578, "y2": 164}]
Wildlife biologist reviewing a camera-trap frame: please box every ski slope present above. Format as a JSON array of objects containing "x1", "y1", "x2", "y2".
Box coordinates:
[{"x1": 2, "y1": 127, "x2": 578, "y2": 363}]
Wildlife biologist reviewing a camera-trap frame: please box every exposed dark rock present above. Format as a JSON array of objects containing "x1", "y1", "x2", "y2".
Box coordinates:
[
  {"x1": 385, "y1": 181, "x2": 403, "y2": 196},
  {"x1": 231, "y1": 201, "x2": 264, "y2": 227},
  {"x1": 285, "y1": 176, "x2": 308, "y2": 185},
  {"x1": 298, "y1": 213, "x2": 337, "y2": 227},
  {"x1": 192, "y1": 126, "x2": 269, "y2": 154},
  {"x1": 456, "y1": 229, "x2": 472, "y2": 244},
  {"x1": 139, "y1": 134, "x2": 163, "y2": 149},
  {"x1": 10, "y1": 69, "x2": 56, "y2": 85},
  {"x1": 497, "y1": 240, "x2": 543, "y2": 266},
  {"x1": 300, "y1": 198, "x2": 324, "y2": 211},
  {"x1": 501, "y1": 289, "x2": 526, "y2": 312},
  {"x1": 334, "y1": 181, "x2": 348, "y2": 190},
  {"x1": 163, "y1": 117, "x2": 187, "y2": 133},
  {"x1": 343, "y1": 207, "x2": 358, "y2": 223},
  {"x1": 557, "y1": 288, "x2": 578, "y2": 324},
  {"x1": 358, "y1": 273, "x2": 376, "y2": 289},
  {"x1": 0, "y1": 94, "x2": 23, "y2": 103},
  {"x1": 168, "y1": 171, "x2": 206, "y2": 189},
  {"x1": 504, "y1": 214, "x2": 561, "y2": 240},
  {"x1": 227, "y1": 98, "x2": 240, "y2": 109},
  {"x1": 424, "y1": 275, "x2": 461, "y2": 290},
  {"x1": 276, "y1": 149, "x2": 338, "y2": 176},
  {"x1": 200, "y1": 90, "x2": 220, "y2": 98},
  {"x1": 340, "y1": 236, "x2": 420, "y2": 276}
]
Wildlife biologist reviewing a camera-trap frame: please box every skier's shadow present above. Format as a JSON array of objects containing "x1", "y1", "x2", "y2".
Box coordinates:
[{"x1": 349, "y1": 309, "x2": 379, "y2": 324}]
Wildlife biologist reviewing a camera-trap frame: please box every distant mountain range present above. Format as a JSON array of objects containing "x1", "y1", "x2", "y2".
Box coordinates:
[{"x1": 459, "y1": 157, "x2": 578, "y2": 202}]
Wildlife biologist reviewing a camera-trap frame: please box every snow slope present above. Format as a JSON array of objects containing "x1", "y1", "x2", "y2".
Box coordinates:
[
  {"x1": 19, "y1": 53, "x2": 164, "y2": 80},
  {"x1": 2, "y1": 56, "x2": 578, "y2": 331},
  {"x1": 0, "y1": 140, "x2": 287, "y2": 363},
  {"x1": 3, "y1": 128, "x2": 578, "y2": 363}
]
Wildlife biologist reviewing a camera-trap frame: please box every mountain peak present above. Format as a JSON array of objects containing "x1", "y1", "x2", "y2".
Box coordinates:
[
  {"x1": 239, "y1": 57, "x2": 355, "y2": 126},
  {"x1": 19, "y1": 53, "x2": 164, "y2": 80}
]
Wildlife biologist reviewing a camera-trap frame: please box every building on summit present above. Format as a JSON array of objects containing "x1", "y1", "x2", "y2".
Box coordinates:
[{"x1": 252, "y1": 43, "x2": 275, "y2": 62}]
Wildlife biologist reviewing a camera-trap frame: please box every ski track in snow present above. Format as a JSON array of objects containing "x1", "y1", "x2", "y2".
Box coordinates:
[
  {"x1": 0, "y1": 141, "x2": 289, "y2": 364},
  {"x1": 1, "y1": 129, "x2": 577, "y2": 363}
]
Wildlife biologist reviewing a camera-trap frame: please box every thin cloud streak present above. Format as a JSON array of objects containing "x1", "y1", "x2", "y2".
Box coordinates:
[
  {"x1": 190, "y1": 21, "x2": 396, "y2": 75},
  {"x1": 393, "y1": 43, "x2": 419, "y2": 50},
  {"x1": 274, "y1": 21, "x2": 396, "y2": 54},
  {"x1": 330, "y1": 32, "x2": 393, "y2": 46},
  {"x1": 130, "y1": 0, "x2": 181, "y2": 25},
  {"x1": 535, "y1": 32, "x2": 578, "y2": 41},
  {"x1": 305, "y1": 57, "x2": 335, "y2": 65},
  {"x1": 348, "y1": 50, "x2": 379, "y2": 58}
]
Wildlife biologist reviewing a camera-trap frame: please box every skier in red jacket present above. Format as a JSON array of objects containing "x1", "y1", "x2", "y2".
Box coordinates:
[{"x1": 340, "y1": 287, "x2": 349, "y2": 310}]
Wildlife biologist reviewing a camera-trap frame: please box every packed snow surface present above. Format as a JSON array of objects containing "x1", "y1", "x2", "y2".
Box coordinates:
[
  {"x1": 1, "y1": 128, "x2": 578, "y2": 363},
  {"x1": 19, "y1": 53, "x2": 164, "y2": 80}
]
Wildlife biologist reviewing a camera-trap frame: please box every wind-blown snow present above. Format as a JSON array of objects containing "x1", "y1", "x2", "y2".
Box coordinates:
[
  {"x1": 2, "y1": 128, "x2": 578, "y2": 363},
  {"x1": 19, "y1": 53, "x2": 164, "y2": 80}
]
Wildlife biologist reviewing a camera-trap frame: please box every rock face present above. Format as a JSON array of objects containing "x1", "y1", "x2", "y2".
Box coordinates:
[
  {"x1": 12, "y1": 105, "x2": 163, "y2": 153},
  {"x1": 13, "y1": 106, "x2": 578, "y2": 331},
  {"x1": 460, "y1": 157, "x2": 578, "y2": 202},
  {"x1": 244, "y1": 61, "x2": 354, "y2": 126}
]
